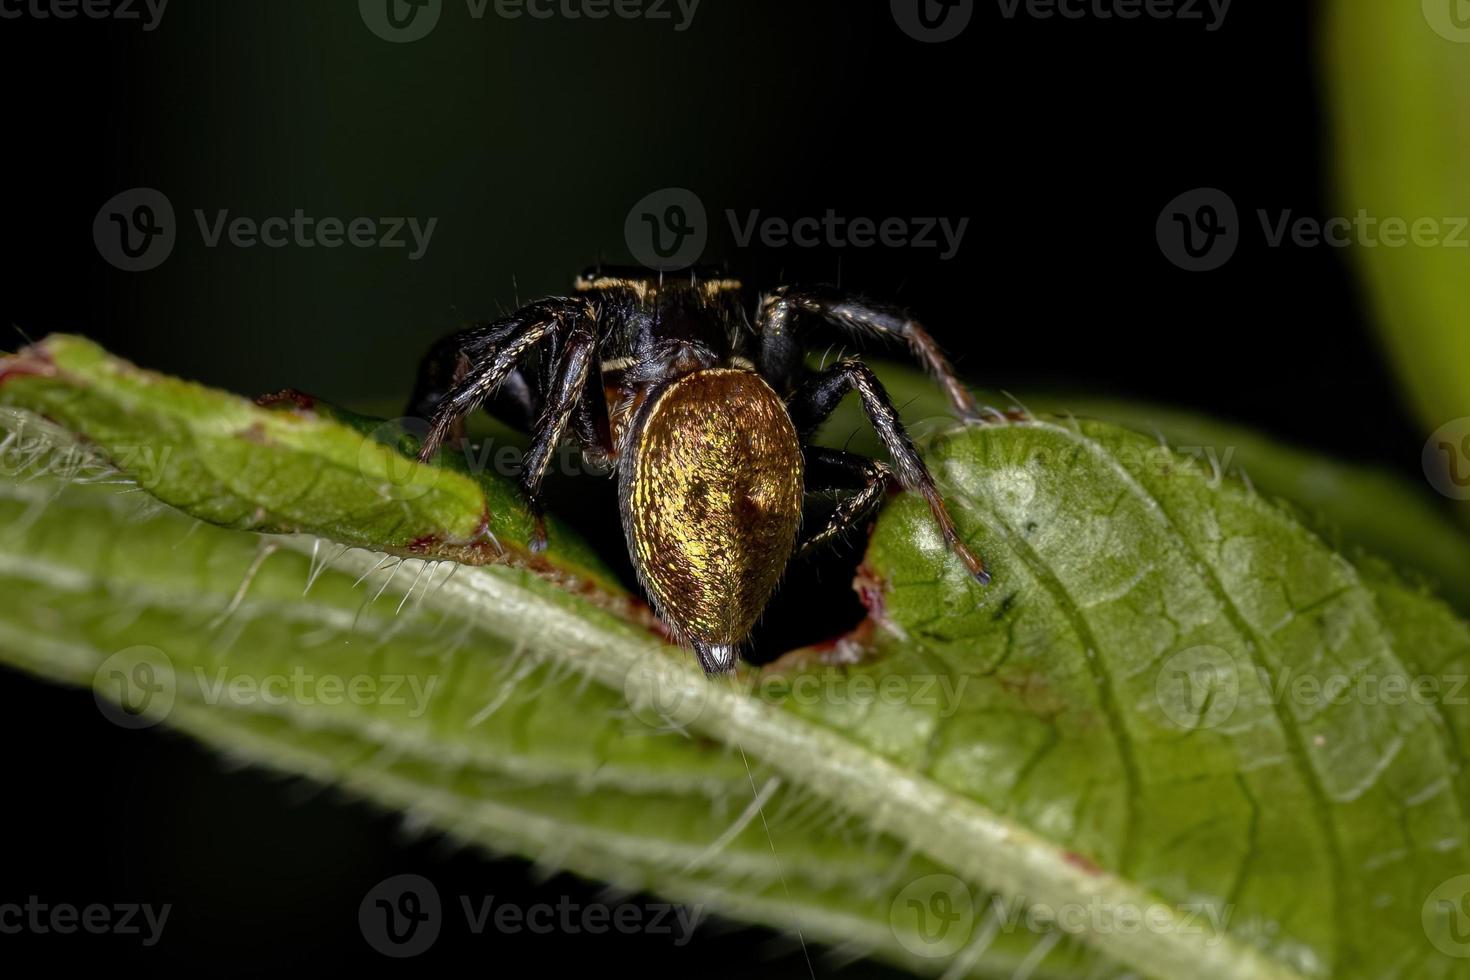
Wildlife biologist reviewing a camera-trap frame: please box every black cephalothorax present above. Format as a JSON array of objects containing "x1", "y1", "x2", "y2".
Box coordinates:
[{"x1": 407, "y1": 267, "x2": 988, "y2": 674}]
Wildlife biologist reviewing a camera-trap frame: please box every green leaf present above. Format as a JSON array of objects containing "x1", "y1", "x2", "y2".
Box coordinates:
[
  {"x1": 0, "y1": 334, "x2": 619, "y2": 592},
  {"x1": 2, "y1": 337, "x2": 1468, "y2": 979},
  {"x1": 1323, "y1": 0, "x2": 1470, "y2": 524},
  {"x1": 819, "y1": 365, "x2": 1470, "y2": 614}
]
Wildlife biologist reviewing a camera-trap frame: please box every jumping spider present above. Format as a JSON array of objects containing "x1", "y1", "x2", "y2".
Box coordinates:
[{"x1": 407, "y1": 267, "x2": 989, "y2": 674}]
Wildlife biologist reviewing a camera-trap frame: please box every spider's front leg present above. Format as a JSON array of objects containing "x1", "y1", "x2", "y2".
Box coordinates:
[
  {"x1": 789, "y1": 358, "x2": 989, "y2": 584},
  {"x1": 410, "y1": 298, "x2": 595, "y2": 459},
  {"x1": 407, "y1": 296, "x2": 599, "y2": 552},
  {"x1": 407, "y1": 328, "x2": 540, "y2": 438},
  {"x1": 758, "y1": 284, "x2": 980, "y2": 419}
]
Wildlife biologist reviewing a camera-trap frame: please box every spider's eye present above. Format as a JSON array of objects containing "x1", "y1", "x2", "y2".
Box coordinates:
[{"x1": 624, "y1": 369, "x2": 804, "y2": 667}]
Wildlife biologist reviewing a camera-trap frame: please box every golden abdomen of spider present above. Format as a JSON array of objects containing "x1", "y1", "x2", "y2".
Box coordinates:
[{"x1": 621, "y1": 368, "x2": 804, "y2": 675}]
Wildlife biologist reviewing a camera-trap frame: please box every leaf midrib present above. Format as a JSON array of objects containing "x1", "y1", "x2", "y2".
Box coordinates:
[{"x1": 281, "y1": 536, "x2": 1306, "y2": 980}]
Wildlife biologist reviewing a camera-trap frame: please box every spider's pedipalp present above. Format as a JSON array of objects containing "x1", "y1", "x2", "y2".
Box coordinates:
[{"x1": 796, "y1": 446, "x2": 894, "y2": 559}]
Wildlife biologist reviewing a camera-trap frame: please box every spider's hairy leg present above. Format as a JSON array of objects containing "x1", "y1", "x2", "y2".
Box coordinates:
[
  {"x1": 789, "y1": 358, "x2": 989, "y2": 584},
  {"x1": 406, "y1": 332, "x2": 538, "y2": 435},
  {"x1": 796, "y1": 446, "x2": 894, "y2": 559},
  {"x1": 757, "y1": 284, "x2": 979, "y2": 418},
  {"x1": 517, "y1": 323, "x2": 599, "y2": 553},
  {"x1": 410, "y1": 298, "x2": 594, "y2": 462}
]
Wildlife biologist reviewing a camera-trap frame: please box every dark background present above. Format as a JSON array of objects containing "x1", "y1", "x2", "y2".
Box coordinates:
[{"x1": 0, "y1": 0, "x2": 1415, "y2": 976}]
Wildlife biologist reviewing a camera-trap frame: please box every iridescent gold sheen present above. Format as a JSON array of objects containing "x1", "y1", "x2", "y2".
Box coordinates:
[{"x1": 627, "y1": 368, "x2": 804, "y2": 651}]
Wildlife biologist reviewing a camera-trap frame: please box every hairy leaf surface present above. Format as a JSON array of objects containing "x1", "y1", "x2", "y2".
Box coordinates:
[{"x1": 1, "y1": 337, "x2": 1467, "y2": 979}]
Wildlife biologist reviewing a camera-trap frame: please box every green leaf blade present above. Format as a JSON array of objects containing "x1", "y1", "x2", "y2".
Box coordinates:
[
  {"x1": 794, "y1": 417, "x2": 1470, "y2": 978},
  {"x1": 3, "y1": 341, "x2": 1469, "y2": 979},
  {"x1": 0, "y1": 334, "x2": 619, "y2": 591}
]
